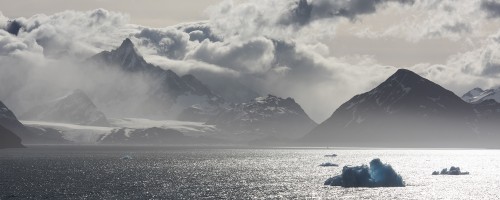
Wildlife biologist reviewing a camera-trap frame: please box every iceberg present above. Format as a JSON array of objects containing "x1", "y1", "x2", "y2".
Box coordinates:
[
  {"x1": 121, "y1": 155, "x2": 133, "y2": 160},
  {"x1": 432, "y1": 166, "x2": 469, "y2": 175},
  {"x1": 324, "y1": 158, "x2": 405, "y2": 187},
  {"x1": 319, "y1": 162, "x2": 339, "y2": 167}
]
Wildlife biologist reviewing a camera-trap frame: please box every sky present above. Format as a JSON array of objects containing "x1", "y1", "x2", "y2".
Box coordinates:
[{"x1": 2, "y1": 0, "x2": 500, "y2": 122}]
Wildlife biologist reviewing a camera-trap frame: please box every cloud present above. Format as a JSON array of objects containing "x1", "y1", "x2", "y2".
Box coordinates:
[
  {"x1": 186, "y1": 37, "x2": 275, "y2": 74},
  {"x1": 281, "y1": 0, "x2": 415, "y2": 26},
  {"x1": 3, "y1": 1, "x2": 500, "y2": 122},
  {"x1": 352, "y1": 0, "x2": 486, "y2": 42},
  {"x1": 134, "y1": 27, "x2": 191, "y2": 60},
  {"x1": 0, "y1": 9, "x2": 134, "y2": 59},
  {"x1": 481, "y1": 0, "x2": 500, "y2": 18}
]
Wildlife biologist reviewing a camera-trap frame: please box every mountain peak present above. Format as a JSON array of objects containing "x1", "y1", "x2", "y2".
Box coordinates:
[
  {"x1": 104, "y1": 38, "x2": 149, "y2": 71},
  {"x1": 118, "y1": 38, "x2": 134, "y2": 50},
  {"x1": 115, "y1": 38, "x2": 138, "y2": 56},
  {"x1": 386, "y1": 68, "x2": 425, "y2": 86}
]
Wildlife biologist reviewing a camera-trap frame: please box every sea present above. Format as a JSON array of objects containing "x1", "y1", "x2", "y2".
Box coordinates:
[{"x1": 1, "y1": 146, "x2": 499, "y2": 199}]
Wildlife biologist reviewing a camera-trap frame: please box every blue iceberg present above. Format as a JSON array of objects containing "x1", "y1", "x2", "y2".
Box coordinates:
[
  {"x1": 324, "y1": 158, "x2": 405, "y2": 187},
  {"x1": 432, "y1": 166, "x2": 469, "y2": 175}
]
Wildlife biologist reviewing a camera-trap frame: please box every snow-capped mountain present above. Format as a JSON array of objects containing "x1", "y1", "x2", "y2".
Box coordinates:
[
  {"x1": 303, "y1": 69, "x2": 485, "y2": 148},
  {"x1": 462, "y1": 87, "x2": 500, "y2": 104},
  {"x1": 207, "y1": 94, "x2": 317, "y2": 140},
  {"x1": 88, "y1": 38, "x2": 222, "y2": 119},
  {"x1": 20, "y1": 89, "x2": 109, "y2": 126}
]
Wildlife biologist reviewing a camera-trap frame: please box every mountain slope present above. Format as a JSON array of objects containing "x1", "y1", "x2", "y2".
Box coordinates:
[
  {"x1": 20, "y1": 90, "x2": 109, "y2": 126},
  {"x1": 88, "y1": 38, "x2": 222, "y2": 119},
  {"x1": 303, "y1": 69, "x2": 483, "y2": 147},
  {"x1": 0, "y1": 101, "x2": 30, "y2": 143},
  {"x1": 207, "y1": 95, "x2": 317, "y2": 140},
  {"x1": 0, "y1": 124, "x2": 24, "y2": 149}
]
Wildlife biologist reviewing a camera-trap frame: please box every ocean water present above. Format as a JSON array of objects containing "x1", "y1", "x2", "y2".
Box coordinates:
[{"x1": 1, "y1": 146, "x2": 499, "y2": 199}]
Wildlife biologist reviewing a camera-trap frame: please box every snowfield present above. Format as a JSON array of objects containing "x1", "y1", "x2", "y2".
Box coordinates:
[
  {"x1": 108, "y1": 118, "x2": 218, "y2": 136},
  {"x1": 21, "y1": 118, "x2": 219, "y2": 144},
  {"x1": 21, "y1": 120, "x2": 114, "y2": 144}
]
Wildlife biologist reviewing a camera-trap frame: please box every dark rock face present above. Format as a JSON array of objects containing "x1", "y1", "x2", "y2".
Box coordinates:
[
  {"x1": 0, "y1": 124, "x2": 24, "y2": 149},
  {"x1": 207, "y1": 95, "x2": 317, "y2": 139},
  {"x1": 0, "y1": 101, "x2": 30, "y2": 144},
  {"x1": 88, "y1": 38, "x2": 222, "y2": 118},
  {"x1": 304, "y1": 69, "x2": 488, "y2": 147},
  {"x1": 20, "y1": 90, "x2": 110, "y2": 126}
]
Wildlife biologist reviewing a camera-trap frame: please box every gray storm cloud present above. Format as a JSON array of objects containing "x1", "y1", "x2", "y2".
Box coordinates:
[
  {"x1": 281, "y1": 0, "x2": 415, "y2": 25},
  {"x1": 2, "y1": 1, "x2": 500, "y2": 122},
  {"x1": 481, "y1": 0, "x2": 500, "y2": 18}
]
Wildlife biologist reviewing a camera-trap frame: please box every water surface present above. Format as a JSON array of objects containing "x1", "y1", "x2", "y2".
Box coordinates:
[{"x1": 1, "y1": 146, "x2": 499, "y2": 199}]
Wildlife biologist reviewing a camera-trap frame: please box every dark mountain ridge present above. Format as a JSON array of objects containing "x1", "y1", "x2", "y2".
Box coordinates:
[{"x1": 304, "y1": 69, "x2": 494, "y2": 148}]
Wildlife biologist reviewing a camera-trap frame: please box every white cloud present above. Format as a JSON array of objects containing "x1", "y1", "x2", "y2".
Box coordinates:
[{"x1": 3, "y1": 0, "x2": 500, "y2": 122}]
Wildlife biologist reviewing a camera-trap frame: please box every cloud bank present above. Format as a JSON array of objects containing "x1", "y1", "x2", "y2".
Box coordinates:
[{"x1": 2, "y1": 0, "x2": 500, "y2": 122}]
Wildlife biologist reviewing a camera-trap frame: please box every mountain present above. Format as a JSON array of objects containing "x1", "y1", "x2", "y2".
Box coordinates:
[
  {"x1": 1, "y1": 101, "x2": 67, "y2": 144},
  {"x1": 207, "y1": 94, "x2": 317, "y2": 140},
  {"x1": 0, "y1": 124, "x2": 24, "y2": 149},
  {"x1": 88, "y1": 38, "x2": 222, "y2": 119},
  {"x1": 0, "y1": 101, "x2": 31, "y2": 142},
  {"x1": 462, "y1": 87, "x2": 500, "y2": 104},
  {"x1": 20, "y1": 90, "x2": 109, "y2": 126},
  {"x1": 303, "y1": 69, "x2": 486, "y2": 148},
  {"x1": 0, "y1": 103, "x2": 24, "y2": 148}
]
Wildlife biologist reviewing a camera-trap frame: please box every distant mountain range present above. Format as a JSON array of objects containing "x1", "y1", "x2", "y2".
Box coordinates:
[
  {"x1": 3, "y1": 38, "x2": 500, "y2": 148},
  {"x1": 303, "y1": 69, "x2": 500, "y2": 148},
  {"x1": 88, "y1": 38, "x2": 223, "y2": 119},
  {"x1": 462, "y1": 87, "x2": 500, "y2": 104},
  {"x1": 207, "y1": 95, "x2": 317, "y2": 140}
]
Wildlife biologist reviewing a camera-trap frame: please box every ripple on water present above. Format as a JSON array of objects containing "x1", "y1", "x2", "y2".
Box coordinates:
[{"x1": 0, "y1": 146, "x2": 499, "y2": 199}]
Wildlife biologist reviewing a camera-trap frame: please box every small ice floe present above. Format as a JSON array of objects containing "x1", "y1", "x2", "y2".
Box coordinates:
[
  {"x1": 121, "y1": 155, "x2": 133, "y2": 160},
  {"x1": 324, "y1": 154, "x2": 338, "y2": 157},
  {"x1": 432, "y1": 166, "x2": 469, "y2": 175},
  {"x1": 319, "y1": 162, "x2": 339, "y2": 167},
  {"x1": 324, "y1": 158, "x2": 405, "y2": 188}
]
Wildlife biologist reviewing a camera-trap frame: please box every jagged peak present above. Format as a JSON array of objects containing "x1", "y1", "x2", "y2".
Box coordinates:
[
  {"x1": 117, "y1": 38, "x2": 135, "y2": 51},
  {"x1": 114, "y1": 38, "x2": 140, "y2": 57}
]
